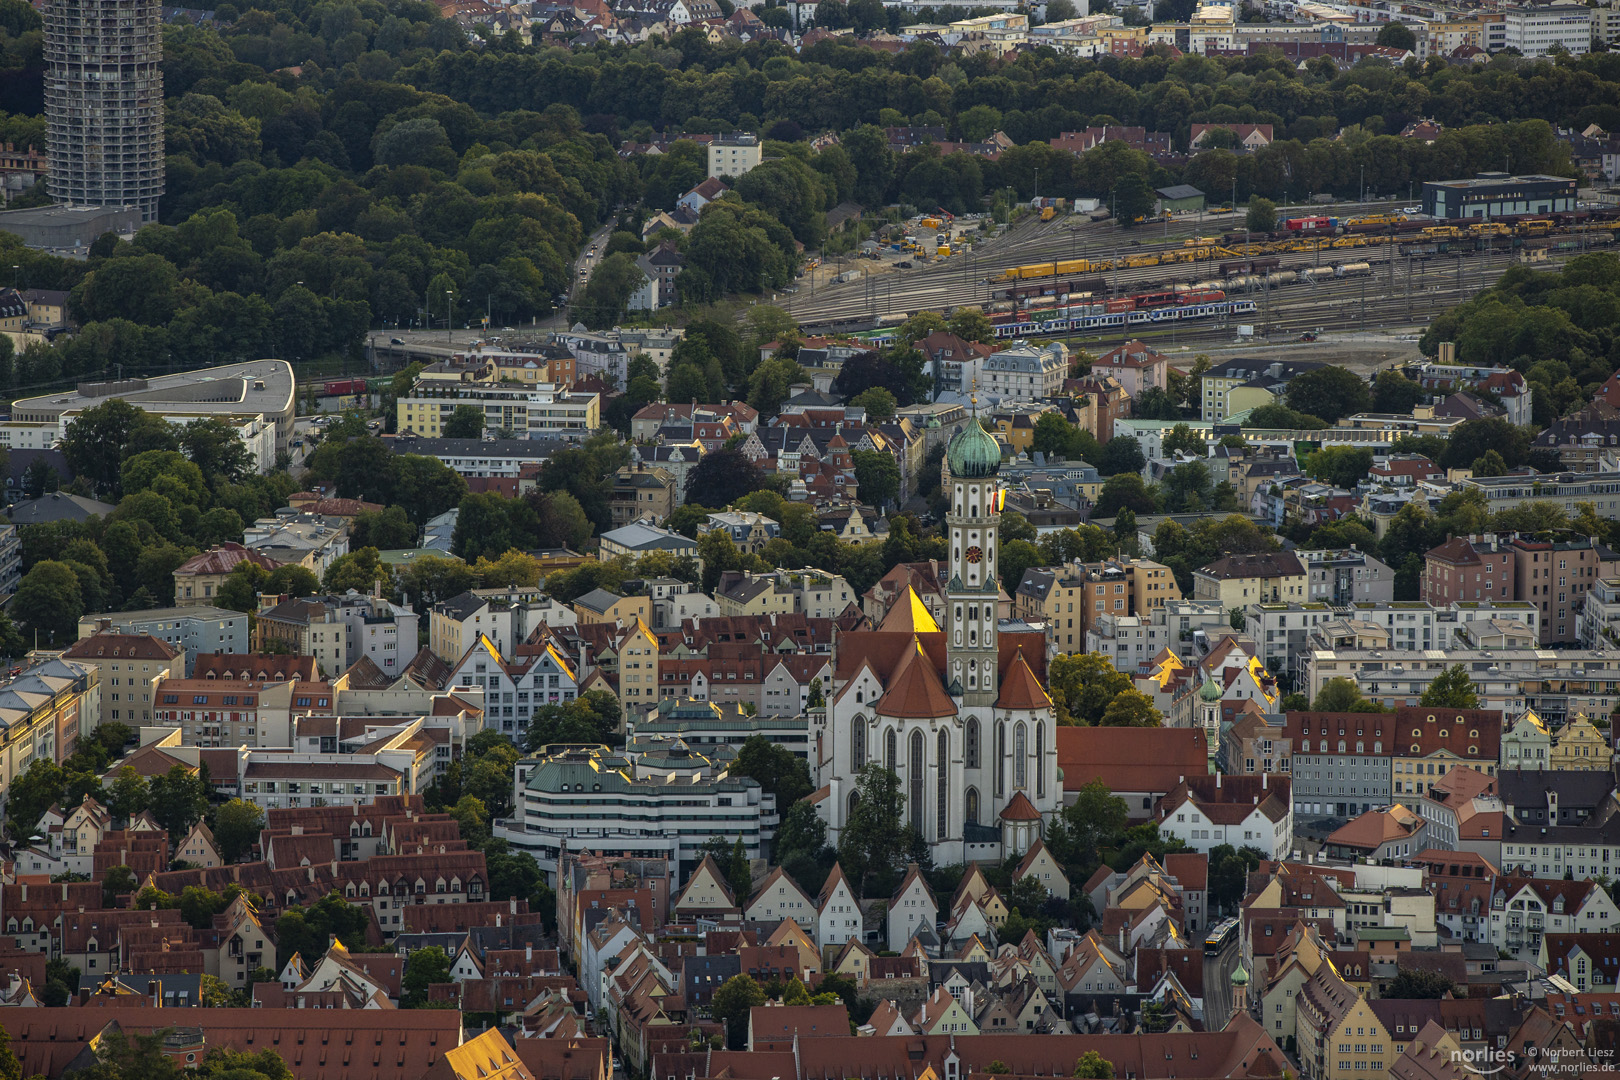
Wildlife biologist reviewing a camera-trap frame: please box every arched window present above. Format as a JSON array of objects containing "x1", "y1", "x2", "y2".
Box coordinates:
[
  {"x1": 996, "y1": 724, "x2": 1006, "y2": 797},
  {"x1": 965, "y1": 787, "x2": 980, "y2": 825},
  {"x1": 1014, "y1": 722, "x2": 1027, "y2": 790},
  {"x1": 847, "y1": 790, "x2": 860, "y2": 819},
  {"x1": 966, "y1": 717, "x2": 980, "y2": 769},
  {"x1": 851, "y1": 718, "x2": 866, "y2": 771},
  {"x1": 937, "y1": 729, "x2": 950, "y2": 842},
  {"x1": 885, "y1": 728, "x2": 897, "y2": 771},
  {"x1": 909, "y1": 730, "x2": 925, "y2": 832},
  {"x1": 1035, "y1": 722, "x2": 1045, "y2": 799}
]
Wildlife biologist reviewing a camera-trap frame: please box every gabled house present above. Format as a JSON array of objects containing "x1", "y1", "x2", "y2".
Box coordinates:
[
  {"x1": 888, "y1": 863, "x2": 938, "y2": 950},
  {"x1": 672, "y1": 854, "x2": 740, "y2": 922},
  {"x1": 744, "y1": 867, "x2": 815, "y2": 932},
  {"x1": 912, "y1": 985, "x2": 979, "y2": 1035},
  {"x1": 1013, "y1": 838, "x2": 1070, "y2": 901},
  {"x1": 816, "y1": 862, "x2": 862, "y2": 950}
]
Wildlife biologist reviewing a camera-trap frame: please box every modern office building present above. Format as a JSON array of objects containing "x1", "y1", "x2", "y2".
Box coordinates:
[
  {"x1": 11, "y1": 360, "x2": 296, "y2": 462},
  {"x1": 497, "y1": 741, "x2": 778, "y2": 884},
  {"x1": 43, "y1": 0, "x2": 165, "y2": 220},
  {"x1": 1422, "y1": 174, "x2": 1578, "y2": 220}
]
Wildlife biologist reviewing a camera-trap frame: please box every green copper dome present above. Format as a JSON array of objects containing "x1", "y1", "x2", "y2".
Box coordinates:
[
  {"x1": 1231, "y1": 962, "x2": 1249, "y2": 985},
  {"x1": 947, "y1": 419, "x2": 1001, "y2": 478},
  {"x1": 1199, "y1": 676, "x2": 1224, "y2": 702}
]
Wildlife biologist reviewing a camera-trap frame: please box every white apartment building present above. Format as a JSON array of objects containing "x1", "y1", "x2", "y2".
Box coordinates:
[
  {"x1": 397, "y1": 381, "x2": 599, "y2": 441},
  {"x1": 331, "y1": 593, "x2": 419, "y2": 677},
  {"x1": 1250, "y1": 600, "x2": 1540, "y2": 677},
  {"x1": 1498, "y1": 2, "x2": 1589, "y2": 56},
  {"x1": 708, "y1": 134, "x2": 762, "y2": 179},
  {"x1": 449, "y1": 634, "x2": 580, "y2": 737},
  {"x1": 974, "y1": 342, "x2": 1067, "y2": 405},
  {"x1": 1488, "y1": 878, "x2": 1620, "y2": 964},
  {"x1": 429, "y1": 588, "x2": 577, "y2": 663},
  {"x1": 1579, "y1": 577, "x2": 1620, "y2": 649},
  {"x1": 1303, "y1": 646, "x2": 1620, "y2": 720}
]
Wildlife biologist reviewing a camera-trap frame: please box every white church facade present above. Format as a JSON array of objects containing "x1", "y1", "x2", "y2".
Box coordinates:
[{"x1": 818, "y1": 415, "x2": 1060, "y2": 863}]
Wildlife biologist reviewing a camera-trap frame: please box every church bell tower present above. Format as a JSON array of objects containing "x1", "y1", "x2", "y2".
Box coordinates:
[{"x1": 943, "y1": 408, "x2": 1003, "y2": 707}]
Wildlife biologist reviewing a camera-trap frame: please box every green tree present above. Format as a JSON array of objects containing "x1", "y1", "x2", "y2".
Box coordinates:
[
  {"x1": 852, "y1": 450, "x2": 901, "y2": 508},
  {"x1": 149, "y1": 763, "x2": 209, "y2": 838},
  {"x1": 711, "y1": 974, "x2": 767, "y2": 1049},
  {"x1": 1372, "y1": 369, "x2": 1423, "y2": 414},
  {"x1": 1049, "y1": 779, "x2": 1128, "y2": 865},
  {"x1": 1471, "y1": 450, "x2": 1508, "y2": 477},
  {"x1": 948, "y1": 308, "x2": 994, "y2": 343},
  {"x1": 1115, "y1": 175, "x2": 1155, "y2": 224},
  {"x1": 1097, "y1": 436, "x2": 1146, "y2": 477},
  {"x1": 1074, "y1": 1052, "x2": 1116, "y2": 1079},
  {"x1": 773, "y1": 799, "x2": 827, "y2": 865},
  {"x1": 1420, "y1": 664, "x2": 1480, "y2": 708},
  {"x1": 6, "y1": 759, "x2": 65, "y2": 836},
  {"x1": 402, "y1": 945, "x2": 452, "y2": 1007},
  {"x1": 1312, "y1": 677, "x2": 1386, "y2": 712},
  {"x1": 838, "y1": 763, "x2": 908, "y2": 894},
  {"x1": 1376, "y1": 20, "x2": 1417, "y2": 49},
  {"x1": 0, "y1": 1022, "x2": 22, "y2": 1080},
  {"x1": 728, "y1": 735, "x2": 813, "y2": 807},
  {"x1": 1049, "y1": 652, "x2": 1132, "y2": 725},
  {"x1": 102, "y1": 864, "x2": 138, "y2": 906},
  {"x1": 1099, "y1": 688, "x2": 1163, "y2": 727},
  {"x1": 442, "y1": 404, "x2": 486, "y2": 439},
  {"x1": 1387, "y1": 968, "x2": 1457, "y2": 998},
  {"x1": 59, "y1": 399, "x2": 178, "y2": 497},
  {"x1": 212, "y1": 799, "x2": 264, "y2": 863},
  {"x1": 107, "y1": 765, "x2": 150, "y2": 820},
  {"x1": 1306, "y1": 446, "x2": 1375, "y2": 489},
  {"x1": 1094, "y1": 472, "x2": 1156, "y2": 517},
  {"x1": 12, "y1": 560, "x2": 85, "y2": 644},
  {"x1": 849, "y1": 387, "x2": 897, "y2": 420},
  {"x1": 1245, "y1": 198, "x2": 1277, "y2": 234},
  {"x1": 1285, "y1": 368, "x2": 1371, "y2": 424},
  {"x1": 273, "y1": 890, "x2": 370, "y2": 967}
]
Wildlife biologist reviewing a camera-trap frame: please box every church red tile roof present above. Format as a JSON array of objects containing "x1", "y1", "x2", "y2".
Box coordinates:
[
  {"x1": 999, "y1": 792, "x2": 1042, "y2": 821},
  {"x1": 875, "y1": 640, "x2": 957, "y2": 719},
  {"x1": 995, "y1": 651, "x2": 1051, "y2": 711}
]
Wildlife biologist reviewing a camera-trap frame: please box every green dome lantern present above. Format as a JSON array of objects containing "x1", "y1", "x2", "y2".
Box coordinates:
[
  {"x1": 1231, "y1": 962, "x2": 1249, "y2": 986},
  {"x1": 1199, "y1": 675, "x2": 1224, "y2": 703},
  {"x1": 947, "y1": 419, "x2": 1001, "y2": 478}
]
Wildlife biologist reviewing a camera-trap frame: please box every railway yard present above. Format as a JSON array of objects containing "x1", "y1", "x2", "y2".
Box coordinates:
[{"x1": 790, "y1": 202, "x2": 1611, "y2": 349}]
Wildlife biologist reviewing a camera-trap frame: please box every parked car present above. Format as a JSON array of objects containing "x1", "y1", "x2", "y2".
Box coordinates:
[{"x1": 389, "y1": 337, "x2": 404, "y2": 344}]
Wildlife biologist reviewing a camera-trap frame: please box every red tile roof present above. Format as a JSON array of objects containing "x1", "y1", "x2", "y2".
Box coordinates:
[
  {"x1": 193, "y1": 653, "x2": 319, "y2": 681},
  {"x1": 999, "y1": 792, "x2": 1043, "y2": 821},
  {"x1": 7, "y1": 1008, "x2": 463, "y2": 1080},
  {"x1": 1326, "y1": 806, "x2": 1425, "y2": 852},
  {"x1": 996, "y1": 651, "x2": 1052, "y2": 711},
  {"x1": 874, "y1": 639, "x2": 956, "y2": 719},
  {"x1": 174, "y1": 542, "x2": 282, "y2": 576},
  {"x1": 63, "y1": 634, "x2": 181, "y2": 661},
  {"x1": 1055, "y1": 727, "x2": 1208, "y2": 793}
]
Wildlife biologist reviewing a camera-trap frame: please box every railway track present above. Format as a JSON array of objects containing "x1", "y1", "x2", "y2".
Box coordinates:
[
  {"x1": 791, "y1": 203, "x2": 1611, "y2": 333},
  {"x1": 1056, "y1": 247, "x2": 1557, "y2": 350}
]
